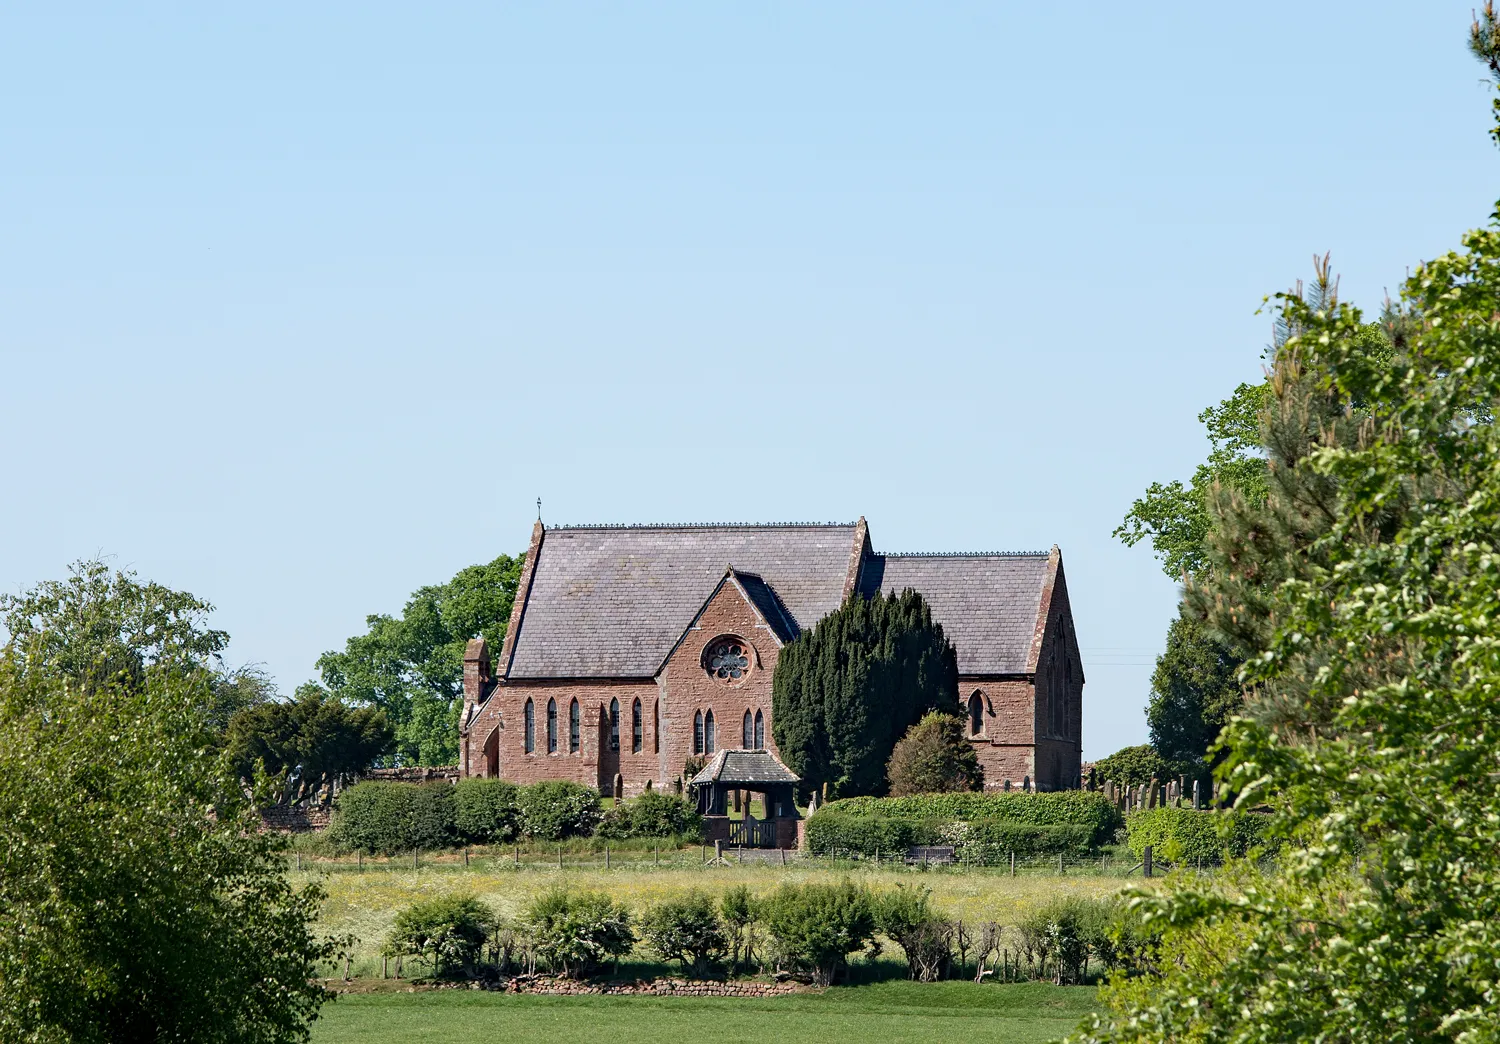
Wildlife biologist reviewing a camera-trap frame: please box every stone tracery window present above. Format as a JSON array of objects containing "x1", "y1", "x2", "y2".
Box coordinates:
[
  {"x1": 743, "y1": 710, "x2": 753, "y2": 749},
  {"x1": 754, "y1": 709, "x2": 764, "y2": 749},
  {"x1": 524, "y1": 699, "x2": 535, "y2": 753},
  {"x1": 704, "y1": 709, "x2": 716, "y2": 754},
  {"x1": 609, "y1": 698, "x2": 620, "y2": 752},
  {"x1": 632, "y1": 698, "x2": 643, "y2": 753},
  {"x1": 569, "y1": 699, "x2": 580, "y2": 753},
  {"x1": 704, "y1": 636, "x2": 750, "y2": 682},
  {"x1": 693, "y1": 710, "x2": 704, "y2": 755},
  {"x1": 546, "y1": 698, "x2": 558, "y2": 753}
]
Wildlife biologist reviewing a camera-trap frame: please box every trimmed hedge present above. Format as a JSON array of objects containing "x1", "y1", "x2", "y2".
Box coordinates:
[
  {"x1": 1125, "y1": 807, "x2": 1272, "y2": 864},
  {"x1": 328, "y1": 781, "x2": 455, "y2": 855},
  {"x1": 518, "y1": 781, "x2": 602, "y2": 841},
  {"x1": 805, "y1": 811, "x2": 939, "y2": 856},
  {"x1": 805, "y1": 810, "x2": 1092, "y2": 861},
  {"x1": 824, "y1": 791, "x2": 1122, "y2": 847},
  {"x1": 596, "y1": 791, "x2": 702, "y2": 841},
  {"x1": 452, "y1": 778, "x2": 521, "y2": 844}
]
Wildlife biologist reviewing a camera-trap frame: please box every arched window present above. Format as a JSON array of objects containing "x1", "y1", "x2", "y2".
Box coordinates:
[
  {"x1": 653, "y1": 699, "x2": 660, "y2": 753},
  {"x1": 754, "y1": 709, "x2": 764, "y2": 749},
  {"x1": 693, "y1": 710, "x2": 704, "y2": 754},
  {"x1": 969, "y1": 692, "x2": 984, "y2": 737},
  {"x1": 609, "y1": 698, "x2": 620, "y2": 752},
  {"x1": 704, "y1": 709, "x2": 716, "y2": 755},
  {"x1": 546, "y1": 698, "x2": 558, "y2": 753},
  {"x1": 631, "y1": 699, "x2": 643, "y2": 753},
  {"x1": 524, "y1": 699, "x2": 535, "y2": 753},
  {"x1": 569, "y1": 699, "x2": 581, "y2": 753},
  {"x1": 743, "y1": 710, "x2": 753, "y2": 749}
]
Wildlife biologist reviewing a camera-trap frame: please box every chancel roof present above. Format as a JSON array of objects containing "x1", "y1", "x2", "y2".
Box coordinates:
[
  {"x1": 502, "y1": 520, "x2": 1059, "y2": 681},
  {"x1": 859, "y1": 553, "x2": 1052, "y2": 675}
]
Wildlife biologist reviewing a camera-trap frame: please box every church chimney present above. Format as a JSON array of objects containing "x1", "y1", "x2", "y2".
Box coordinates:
[{"x1": 462, "y1": 637, "x2": 492, "y2": 714}]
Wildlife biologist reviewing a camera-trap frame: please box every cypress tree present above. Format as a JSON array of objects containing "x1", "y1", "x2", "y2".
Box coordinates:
[{"x1": 771, "y1": 588, "x2": 959, "y2": 797}]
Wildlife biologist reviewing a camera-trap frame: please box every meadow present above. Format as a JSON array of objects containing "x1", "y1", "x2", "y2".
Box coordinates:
[
  {"x1": 308, "y1": 980, "x2": 1101, "y2": 1044},
  {"x1": 292, "y1": 847, "x2": 1140, "y2": 979}
]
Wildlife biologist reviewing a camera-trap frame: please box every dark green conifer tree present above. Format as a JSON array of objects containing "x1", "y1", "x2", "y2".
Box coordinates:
[{"x1": 771, "y1": 588, "x2": 958, "y2": 797}]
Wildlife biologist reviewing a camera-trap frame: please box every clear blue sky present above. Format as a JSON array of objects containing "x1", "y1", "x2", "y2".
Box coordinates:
[{"x1": 2, "y1": 3, "x2": 1494, "y2": 759}]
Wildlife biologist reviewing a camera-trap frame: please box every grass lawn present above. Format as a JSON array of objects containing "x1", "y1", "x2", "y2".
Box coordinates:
[{"x1": 309, "y1": 981, "x2": 1099, "y2": 1044}]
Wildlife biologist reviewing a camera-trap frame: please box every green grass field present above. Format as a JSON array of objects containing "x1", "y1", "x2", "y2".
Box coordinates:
[{"x1": 308, "y1": 981, "x2": 1099, "y2": 1044}]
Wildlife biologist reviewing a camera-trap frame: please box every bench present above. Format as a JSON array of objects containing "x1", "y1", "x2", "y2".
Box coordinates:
[{"x1": 904, "y1": 845, "x2": 955, "y2": 866}]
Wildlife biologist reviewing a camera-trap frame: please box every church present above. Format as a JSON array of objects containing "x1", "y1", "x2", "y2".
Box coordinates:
[{"x1": 458, "y1": 518, "x2": 1083, "y2": 796}]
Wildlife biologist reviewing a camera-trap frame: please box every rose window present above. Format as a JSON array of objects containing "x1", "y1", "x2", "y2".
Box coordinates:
[{"x1": 705, "y1": 638, "x2": 750, "y2": 682}]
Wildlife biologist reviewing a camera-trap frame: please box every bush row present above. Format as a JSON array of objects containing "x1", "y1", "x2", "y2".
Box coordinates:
[
  {"x1": 1124, "y1": 807, "x2": 1272, "y2": 864},
  {"x1": 804, "y1": 809, "x2": 1093, "y2": 861},
  {"x1": 823, "y1": 791, "x2": 1122, "y2": 846},
  {"x1": 329, "y1": 779, "x2": 700, "y2": 855},
  {"x1": 386, "y1": 882, "x2": 1146, "y2": 987}
]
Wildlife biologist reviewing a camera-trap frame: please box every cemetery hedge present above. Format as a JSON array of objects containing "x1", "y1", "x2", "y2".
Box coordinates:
[
  {"x1": 819, "y1": 791, "x2": 1122, "y2": 848},
  {"x1": 330, "y1": 779, "x2": 697, "y2": 854},
  {"x1": 1123, "y1": 807, "x2": 1271, "y2": 864}
]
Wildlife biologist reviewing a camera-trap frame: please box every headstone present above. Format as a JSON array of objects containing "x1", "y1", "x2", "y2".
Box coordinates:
[
  {"x1": 613, "y1": 773, "x2": 624, "y2": 799},
  {"x1": 1148, "y1": 777, "x2": 1159, "y2": 809},
  {"x1": 1003, "y1": 778, "x2": 1012, "y2": 792},
  {"x1": 643, "y1": 778, "x2": 653, "y2": 792},
  {"x1": 1192, "y1": 779, "x2": 1201, "y2": 810},
  {"x1": 1022, "y1": 775, "x2": 1031, "y2": 793}
]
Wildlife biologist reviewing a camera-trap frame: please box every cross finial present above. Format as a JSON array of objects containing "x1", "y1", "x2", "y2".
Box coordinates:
[{"x1": 537, "y1": 497, "x2": 542, "y2": 521}]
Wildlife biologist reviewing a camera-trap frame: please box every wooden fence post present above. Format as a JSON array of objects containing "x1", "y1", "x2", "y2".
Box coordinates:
[
  {"x1": 1010, "y1": 850, "x2": 1016, "y2": 877},
  {"x1": 1143, "y1": 845, "x2": 1154, "y2": 879}
]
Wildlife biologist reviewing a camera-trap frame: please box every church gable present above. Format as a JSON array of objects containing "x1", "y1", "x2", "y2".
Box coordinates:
[{"x1": 504, "y1": 523, "x2": 860, "y2": 680}]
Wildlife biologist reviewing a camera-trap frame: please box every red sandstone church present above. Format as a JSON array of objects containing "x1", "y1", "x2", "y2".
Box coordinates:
[{"x1": 458, "y1": 518, "x2": 1083, "y2": 796}]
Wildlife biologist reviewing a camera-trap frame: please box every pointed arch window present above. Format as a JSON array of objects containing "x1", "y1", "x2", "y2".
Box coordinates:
[
  {"x1": 631, "y1": 699, "x2": 643, "y2": 753},
  {"x1": 546, "y1": 698, "x2": 558, "y2": 753},
  {"x1": 524, "y1": 699, "x2": 535, "y2": 753},
  {"x1": 754, "y1": 709, "x2": 764, "y2": 750},
  {"x1": 609, "y1": 698, "x2": 620, "y2": 752},
  {"x1": 693, "y1": 710, "x2": 704, "y2": 755},
  {"x1": 743, "y1": 710, "x2": 753, "y2": 749},
  {"x1": 653, "y1": 699, "x2": 660, "y2": 753},
  {"x1": 969, "y1": 692, "x2": 984, "y2": 737},
  {"x1": 704, "y1": 709, "x2": 716, "y2": 755},
  {"x1": 569, "y1": 699, "x2": 581, "y2": 753}
]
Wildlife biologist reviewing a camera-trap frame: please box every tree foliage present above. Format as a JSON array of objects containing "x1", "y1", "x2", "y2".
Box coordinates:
[
  {"x1": 885, "y1": 712, "x2": 982, "y2": 796},
  {"x1": 772, "y1": 589, "x2": 959, "y2": 797},
  {"x1": 225, "y1": 687, "x2": 392, "y2": 804},
  {"x1": 384, "y1": 895, "x2": 495, "y2": 976},
  {"x1": 0, "y1": 640, "x2": 335, "y2": 1040},
  {"x1": 313, "y1": 552, "x2": 523, "y2": 766},
  {"x1": 638, "y1": 891, "x2": 728, "y2": 976},
  {"x1": 1091, "y1": 744, "x2": 1169, "y2": 788},
  {"x1": 1074, "y1": 58, "x2": 1500, "y2": 1039},
  {"x1": 1144, "y1": 610, "x2": 1241, "y2": 779}
]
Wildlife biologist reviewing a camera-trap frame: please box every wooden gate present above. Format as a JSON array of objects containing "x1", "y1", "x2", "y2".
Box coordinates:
[{"x1": 729, "y1": 817, "x2": 777, "y2": 848}]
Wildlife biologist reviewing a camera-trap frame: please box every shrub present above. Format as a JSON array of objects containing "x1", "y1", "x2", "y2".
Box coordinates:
[
  {"x1": 384, "y1": 895, "x2": 496, "y2": 976},
  {"x1": 1125, "y1": 807, "x2": 1271, "y2": 864},
  {"x1": 759, "y1": 880, "x2": 876, "y2": 985},
  {"x1": 876, "y1": 886, "x2": 952, "y2": 981},
  {"x1": 803, "y1": 809, "x2": 937, "y2": 857},
  {"x1": 824, "y1": 790, "x2": 1122, "y2": 846},
  {"x1": 638, "y1": 890, "x2": 727, "y2": 976},
  {"x1": 518, "y1": 781, "x2": 602, "y2": 841},
  {"x1": 452, "y1": 778, "x2": 521, "y2": 844},
  {"x1": 720, "y1": 885, "x2": 758, "y2": 972},
  {"x1": 596, "y1": 791, "x2": 702, "y2": 841},
  {"x1": 886, "y1": 712, "x2": 983, "y2": 796},
  {"x1": 1016, "y1": 895, "x2": 1115, "y2": 984},
  {"x1": 328, "y1": 781, "x2": 455, "y2": 855},
  {"x1": 952, "y1": 819, "x2": 1094, "y2": 861},
  {"x1": 523, "y1": 888, "x2": 633, "y2": 978}
]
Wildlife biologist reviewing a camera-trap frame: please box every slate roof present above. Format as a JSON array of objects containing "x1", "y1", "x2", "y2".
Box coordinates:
[
  {"x1": 689, "y1": 748, "x2": 801, "y2": 786},
  {"x1": 503, "y1": 521, "x2": 1058, "y2": 680},
  {"x1": 859, "y1": 553, "x2": 1052, "y2": 675},
  {"x1": 506, "y1": 524, "x2": 859, "y2": 679}
]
